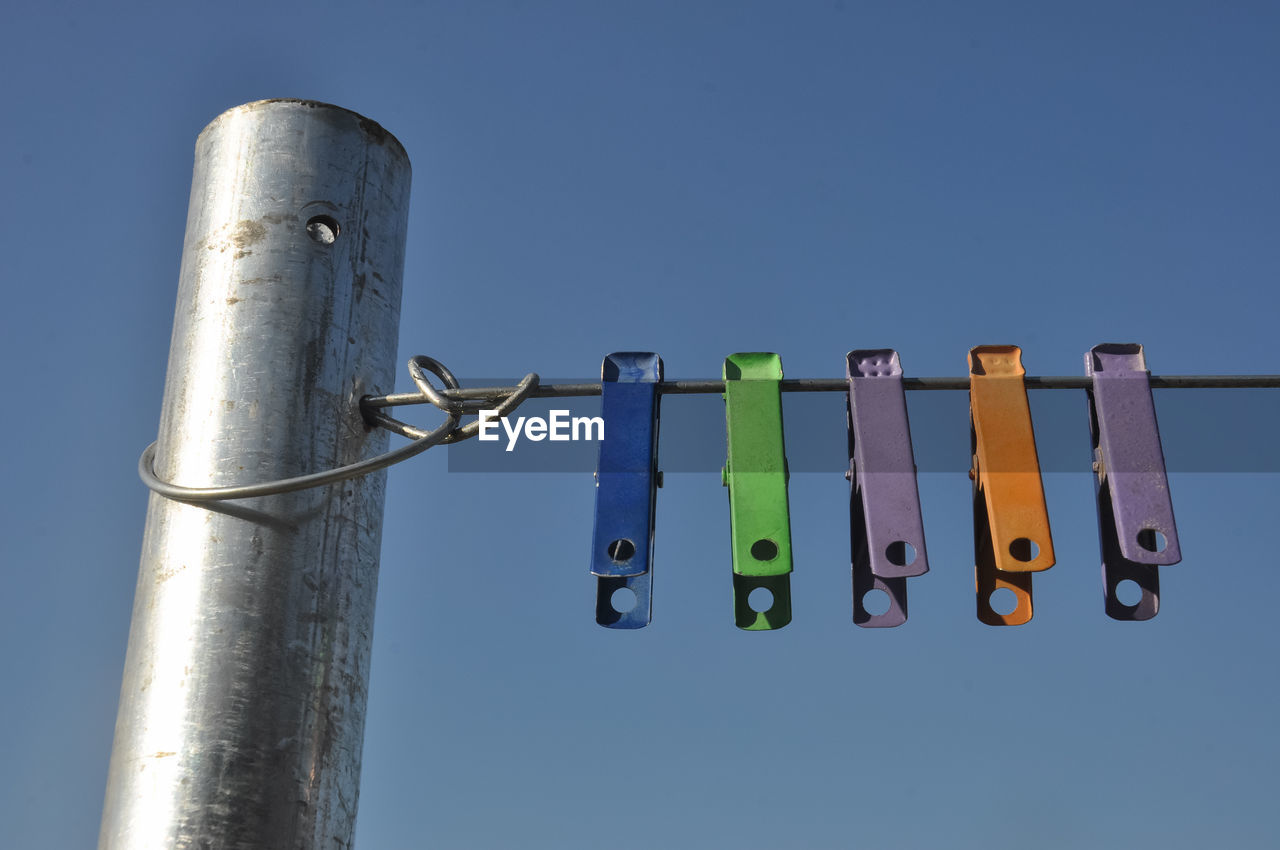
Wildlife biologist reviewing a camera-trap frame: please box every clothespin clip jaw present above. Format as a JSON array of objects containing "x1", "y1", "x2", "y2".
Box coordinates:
[
  {"x1": 846, "y1": 350, "x2": 929, "y2": 628},
  {"x1": 590, "y1": 352, "x2": 662, "y2": 629},
  {"x1": 969, "y1": 345, "x2": 1055, "y2": 626},
  {"x1": 722, "y1": 353, "x2": 793, "y2": 630},
  {"x1": 1086, "y1": 343, "x2": 1181, "y2": 621}
]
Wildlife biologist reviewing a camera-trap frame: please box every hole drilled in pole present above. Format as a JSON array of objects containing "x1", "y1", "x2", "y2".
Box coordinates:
[{"x1": 306, "y1": 215, "x2": 340, "y2": 244}]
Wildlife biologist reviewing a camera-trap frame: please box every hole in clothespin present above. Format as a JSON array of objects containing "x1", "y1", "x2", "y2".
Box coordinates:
[
  {"x1": 747, "y1": 587, "x2": 775, "y2": 613},
  {"x1": 750, "y1": 539, "x2": 779, "y2": 561},
  {"x1": 885, "y1": 541, "x2": 917, "y2": 568},
  {"x1": 1114, "y1": 579, "x2": 1143, "y2": 607},
  {"x1": 607, "y1": 538, "x2": 636, "y2": 563},
  {"x1": 1136, "y1": 528, "x2": 1168, "y2": 553},
  {"x1": 610, "y1": 587, "x2": 638, "y2": 614},
  {"x1": 861, "y1": 589, "x2": 892, "y2": 616},
  {"x1": 989, "y1": 587, "x2": 1019, "y2": 616},
  {"x1": 1008, "y1": 538, "x2": 1040, "y2": 562}
]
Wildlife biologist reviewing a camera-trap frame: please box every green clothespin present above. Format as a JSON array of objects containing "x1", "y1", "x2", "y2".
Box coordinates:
[{"x1": 722, "y1": 352, "x2": 793, "y2": 630}]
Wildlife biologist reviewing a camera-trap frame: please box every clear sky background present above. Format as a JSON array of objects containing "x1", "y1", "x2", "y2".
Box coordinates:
[{"x1": 3, "y1": 2, "x2": 1279, "y2": 848}]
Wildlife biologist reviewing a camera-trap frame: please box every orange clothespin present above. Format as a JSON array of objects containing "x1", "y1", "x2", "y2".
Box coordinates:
[{"x1": 968, "y1": 345, "x2": 1055, "y2": 625}]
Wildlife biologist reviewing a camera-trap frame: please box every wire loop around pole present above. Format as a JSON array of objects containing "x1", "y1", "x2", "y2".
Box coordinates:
[{"x1": 138, "y1": 356, "x2": 540, "y2": 502}]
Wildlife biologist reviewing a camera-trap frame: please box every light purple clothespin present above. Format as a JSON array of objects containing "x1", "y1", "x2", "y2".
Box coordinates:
[
  {"x1": 847, "y1": 350, "x2": 929, "y2": 627},
  {"x1": 1086, "y1": 344, "x2": 1181, "y2": 620}
]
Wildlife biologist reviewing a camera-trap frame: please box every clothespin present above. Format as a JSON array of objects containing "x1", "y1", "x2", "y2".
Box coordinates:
[
  {"x1": 722, "y1": 353, "x2": 792, "y2": 630},
  {"x1": 969, "y1": 345, "x2": 1055, "y2": 625},
  {"x1": 590, "y1": 352, "x2": 663, "y2": 628},
  {"x1": 1086, "y1": 344, "x2": 1181, "y2": 621},
  {"x1": 846, "y1": 350, "x2": 929, "y2": 627}
]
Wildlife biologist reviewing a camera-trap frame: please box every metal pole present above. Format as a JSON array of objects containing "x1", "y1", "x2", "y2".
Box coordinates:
[{"x1": 100, "y1": 99, "x2": 411, "y2": 849}]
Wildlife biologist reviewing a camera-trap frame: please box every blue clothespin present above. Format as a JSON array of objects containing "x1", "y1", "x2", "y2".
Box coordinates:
[{"x1": 590, "y1": 352, "x2": 663, "y2": 628}]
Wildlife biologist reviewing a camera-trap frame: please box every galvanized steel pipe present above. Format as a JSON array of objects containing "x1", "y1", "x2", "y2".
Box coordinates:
[{"x1": 100, "y1": 99, "x2": 411, "y2": 849}]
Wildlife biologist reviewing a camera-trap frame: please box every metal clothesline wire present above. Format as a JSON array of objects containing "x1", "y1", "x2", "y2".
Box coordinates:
[
  {"x1": 139, "y1": 355, "x2": 1280, "y2": 504},
  {"x1": 362, "y1": 373, "x2": 1280, "y2": 409}
]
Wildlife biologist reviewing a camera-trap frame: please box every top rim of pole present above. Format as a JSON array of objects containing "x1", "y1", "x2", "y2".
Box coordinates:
[{"x1": 198, "y1": 98, "x2": 410, "y2": 165}]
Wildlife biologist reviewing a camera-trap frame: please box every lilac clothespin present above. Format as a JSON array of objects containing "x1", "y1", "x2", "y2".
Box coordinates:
[
  {"x1": 847, "y1": 350, "x2": 929, "y2": 627},
  {"x1": 1087, "y1": 344, "x2": 1181, "y2": 620}
]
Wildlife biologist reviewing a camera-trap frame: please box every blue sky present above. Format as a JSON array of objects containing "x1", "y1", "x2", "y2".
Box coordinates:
[{"x1": 3, "y1": 2, "x2": 1278, "y2": 847}]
